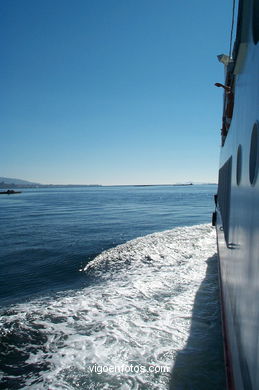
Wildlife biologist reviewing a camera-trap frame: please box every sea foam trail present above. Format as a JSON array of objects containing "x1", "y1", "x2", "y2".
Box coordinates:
[{"x1": 0, "y1": 224, "x2": 220, "y2": 390}]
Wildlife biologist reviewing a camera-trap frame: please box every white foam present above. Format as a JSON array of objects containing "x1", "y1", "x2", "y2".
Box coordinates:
[{"x1": 0, "y1": 224, "x2": 217, "y2": 389}]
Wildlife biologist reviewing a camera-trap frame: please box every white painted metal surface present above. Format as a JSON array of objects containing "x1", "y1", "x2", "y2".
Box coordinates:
[{"x1": 216, "y1": 1, "x2": 259, "y2": 389}]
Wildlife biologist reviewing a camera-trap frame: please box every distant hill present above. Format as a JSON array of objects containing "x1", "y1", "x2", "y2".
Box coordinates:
[
  {"x1": 0, "y1": 177, "x2": 102, "y2": 188},
  {"x1": 0, "y1": 177, "x2": 40, "y2": 188}
]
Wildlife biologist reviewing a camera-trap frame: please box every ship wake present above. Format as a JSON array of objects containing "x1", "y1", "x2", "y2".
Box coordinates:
[{"x1": 0, "y1": 224, "x2": 224, "y2": 390}]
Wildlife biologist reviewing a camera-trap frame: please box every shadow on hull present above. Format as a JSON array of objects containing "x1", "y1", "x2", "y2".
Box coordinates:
[{"x1": 169, "y1": 254, "x2": 226, "y2": 390}]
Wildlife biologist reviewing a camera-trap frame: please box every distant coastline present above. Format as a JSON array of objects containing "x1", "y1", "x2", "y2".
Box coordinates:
[
  {"x1": 0, "y1": 182, "x2": 102, "y2": 189},
  {"x1": 0, "y1": 177, "x2": 217, "y2": 189}
]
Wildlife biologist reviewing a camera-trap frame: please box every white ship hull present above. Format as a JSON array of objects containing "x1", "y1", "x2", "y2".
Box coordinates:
[{"x1": 216, "y1": 1, "x2": 259, "y2": 389}]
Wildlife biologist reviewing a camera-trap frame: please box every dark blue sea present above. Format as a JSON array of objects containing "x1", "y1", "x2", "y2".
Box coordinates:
[{"x1": 0, "y1": 185, "x2": 226, "y2": 390}]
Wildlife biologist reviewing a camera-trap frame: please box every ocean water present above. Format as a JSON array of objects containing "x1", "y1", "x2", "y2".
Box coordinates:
[{"x1": 0, "y1": 185, "x2": 226, "y2": 389}]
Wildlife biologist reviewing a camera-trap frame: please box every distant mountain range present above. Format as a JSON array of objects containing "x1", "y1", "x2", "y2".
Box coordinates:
[
  {"x1": 0, "y1": 177, "x2": 102, "y2": 188},
  {"x1": 0, "y1": 177, "x2": 41, "y2": 188},
  {"x1": 0, "y1": 177, "x2": 40, "y2": 185}
]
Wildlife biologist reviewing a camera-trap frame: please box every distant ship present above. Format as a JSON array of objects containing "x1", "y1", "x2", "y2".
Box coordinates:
[
  {"x1": 214, "y1": 0, "x2": 259, "y2": 389},
  {"x1": 0, "y1": 190, "x2": 22, "y2": 195}
]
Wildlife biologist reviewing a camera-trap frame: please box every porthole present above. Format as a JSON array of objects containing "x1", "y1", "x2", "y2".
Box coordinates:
[
  {"x1": 236, "y1": 145, "x2": 242, "y2": 186},
  {"x1": 253, "y1": 0, "x2": 259, "y2": 44},
  {"x1": 249, "y1": 122, "x2": 259, "y2": 186}
]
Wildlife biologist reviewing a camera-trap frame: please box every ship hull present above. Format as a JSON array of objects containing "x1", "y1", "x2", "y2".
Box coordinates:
[{"x1": 216, "y1": 1, "x2": 259, "y2": 389}]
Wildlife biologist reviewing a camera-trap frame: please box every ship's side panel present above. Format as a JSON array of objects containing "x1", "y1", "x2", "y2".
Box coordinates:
[{"x1": 217, "y1": 1, "x2": 259, "y2": 389}]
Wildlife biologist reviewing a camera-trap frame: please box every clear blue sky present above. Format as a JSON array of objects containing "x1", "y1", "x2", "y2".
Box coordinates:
[{"x1": 1, "y1": 0, "x2": 232, "y2": 185}]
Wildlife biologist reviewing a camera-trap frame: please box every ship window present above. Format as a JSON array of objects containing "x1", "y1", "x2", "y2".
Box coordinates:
[
  {"x1": 236, "y1": 145, "x2": 242, "y2": 186},
  {"x1": 253, "y1": 0, "x2": 259, "y2": 44},
  {"x1": 249, "y1": 122, "x2": 259, "y2": 186},
  {"x1": 218, "y1": 157, "x2": 232, "y2": 244}
]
